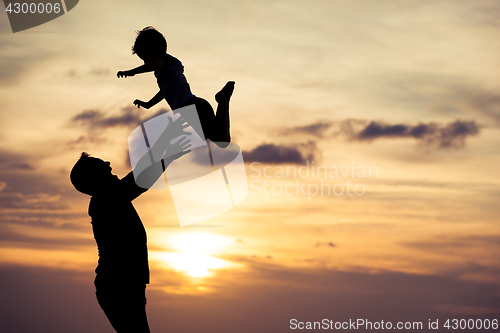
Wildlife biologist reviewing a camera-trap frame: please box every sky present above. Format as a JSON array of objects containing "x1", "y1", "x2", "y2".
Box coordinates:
[{"x1": 0, "y1": 0, "x2": 499, "y2": 332}]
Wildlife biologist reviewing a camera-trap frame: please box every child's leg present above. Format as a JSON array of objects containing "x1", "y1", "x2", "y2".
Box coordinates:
[
  {"x1": 214, "y1": 81, "x2": 235, "y2": 145},
  {"x1": 181, "y1": 82, "x2": 234, "y2": 146}
]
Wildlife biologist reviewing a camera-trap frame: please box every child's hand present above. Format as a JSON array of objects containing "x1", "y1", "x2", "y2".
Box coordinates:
[
  {"x1": 117, "y1": 70, "x2": 135, "y2": 78},
  {"x1": 134, "y1": 99, "x2": 150, "y2": 109}
]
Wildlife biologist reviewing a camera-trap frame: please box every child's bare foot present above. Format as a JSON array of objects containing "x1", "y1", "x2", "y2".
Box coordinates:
[{"x1": 215, "y1": 81, "x2": 235, "y2": 104}]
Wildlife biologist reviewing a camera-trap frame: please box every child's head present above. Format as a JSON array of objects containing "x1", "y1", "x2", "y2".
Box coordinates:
[
  {"x1": 132, "y1": 26, "x2": 167, "y2": 61},
  {"x1": 70, "y1": 152, "x2": 114, "y2": 196}
]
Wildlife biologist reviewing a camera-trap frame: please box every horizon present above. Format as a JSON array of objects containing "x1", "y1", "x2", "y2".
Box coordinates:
[{"x1": 1, "y1": 0, "x2": 499, "y2": 332}]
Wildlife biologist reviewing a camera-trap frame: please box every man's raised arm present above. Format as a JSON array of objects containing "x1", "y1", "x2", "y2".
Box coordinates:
[{"x1": 125, "y1": 116, "x2": 191, "y2": 200}]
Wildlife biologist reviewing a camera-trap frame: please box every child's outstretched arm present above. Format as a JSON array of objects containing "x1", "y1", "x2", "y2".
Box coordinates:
[
  {"x1": 117, "y1": 59, "x2": 164, "y2": 78},
  {"x1": 134, "y1": 91, "x2": 164, "y2": 109}
]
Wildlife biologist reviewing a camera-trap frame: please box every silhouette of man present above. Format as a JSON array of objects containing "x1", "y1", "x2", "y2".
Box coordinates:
[{"x1": 70, "y1": 116, "x2": 191, "y2": 333}]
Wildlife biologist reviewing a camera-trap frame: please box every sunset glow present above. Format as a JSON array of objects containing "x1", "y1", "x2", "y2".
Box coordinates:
[
  {"x1": 158, "y1": 252, "x2": 233, "y2": 278},
  {"x1": 151, "y1": 232, "x2": 242, "y2": 278},
  {"x1": 1, "y1": 0, "x2": 499, "y2": 332}
]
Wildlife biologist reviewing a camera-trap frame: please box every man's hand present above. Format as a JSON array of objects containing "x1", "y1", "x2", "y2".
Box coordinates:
[
  {"x1": 132, "y1": 115, "x2": 192, "y2": 190},
  {"x1": 163, "y1": 136, "x2": 192, "y2": 163},
  {"x1": 117, "y1": 70, "x2": 135, "y2": 78},
  {"x1": 150, "y1": 116, "x2": 191, "y2": 162},
  {"x1": 164, "y1": 116, "x2": 191, "y2": 140},
  {"x1": 133, "y1": 136, "x2": 191, "y2": 190},
  {"x1": 134, "y1": 99, "x2": 150, "y2": 109}
]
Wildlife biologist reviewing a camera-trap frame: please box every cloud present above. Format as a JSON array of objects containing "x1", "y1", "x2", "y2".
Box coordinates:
[
  {"x1": 71, "y1": 107, "x2": 171, "y2": 131},
  {"x1": 315, "y1": 241, "x2": 336, "y2": 248},
  {"x1": 278, "y1": 119, "x2": 480, "y2": 149},
  {"x1": 0, "y1": 224, "x2": 93, "y2": 250},
  {"x1": 356, "y1": 120, "x2": 479, "y2": 147},
  {"x1": 342, "y1": 119, "x2": 480, "y2": 148},
  {"x1": 243, "y1": 141, "x2": 318, "y2": 164},
  {"x1": 65, "y1": 68, "x2": 111, "y2": 78},
  {"x1": 279, "y1": 121, "x2": 333, "y2": 138},
  {"x1": 71, "y1": 107, "x2": 142, "y2": 129},
  {"x1": 0, "y1": 148, "x2": 90, "y2": 233},
  {"x1": 0, "y1": 191, "x2": 62, "y2": 209},
  {"x1": 0, "y1": 149, "x2": 36, "y2": 171},
  {"x1": 374, "y1": 71, "x2": 500, "y2": 125},
  {"x1": 455, "y1": 88, "x2": 500, "y2": 125},
  {"x1": 2, "y1": 258, "x2": 500, "y2": 333},
  {"x1": 402, "y1": 235, "x2": 500, "y2": 252},
  {"x1": 88, "y1": 68, "x2": 110, "y2": 76},
  {"x1": 69, "y1": 107, "x2": 168, "y2": 146}
]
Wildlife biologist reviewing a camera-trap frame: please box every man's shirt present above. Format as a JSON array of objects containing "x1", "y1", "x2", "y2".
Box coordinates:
[{"x1": 89, "y1": 173, "x2": 149, "y2": 285}]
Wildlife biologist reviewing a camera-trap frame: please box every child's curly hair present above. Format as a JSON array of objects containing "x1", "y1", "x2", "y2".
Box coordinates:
[{"x1": 132, "y1": 26, "x2": 167, "y2": 60}]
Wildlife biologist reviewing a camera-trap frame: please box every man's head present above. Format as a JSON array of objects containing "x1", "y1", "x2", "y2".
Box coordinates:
[
  {"x1": 70, "y1": 152, "x2": 115, "y2": 196},
  {"x1": 132, "y1": 26, "x2": 167, "y2": 62}
]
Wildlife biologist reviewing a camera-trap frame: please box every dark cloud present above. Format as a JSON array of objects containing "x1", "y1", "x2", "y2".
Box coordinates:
[
  {"x1": 8, "y1": 162, "x2": 35, "y2": 170},
  {"x1": 277, "y1": 119, "x2": 480, "y2": 149},
  {"x1": 342, "y1": 119, "x2": 480, "y2": 148},
  {"x1": 71, "y1": 107, "x2": 170, "y2": 130},
  {"x1": 0, "y1": 173, "x2": 89, "y2": 231},
  {"x1": 0, "y1": 148, "x2": 90, "y2": 233},
  {"x1": 0, "y1": 149, "x2": 36, "y2": 171},
  {"x1": 243, "y1": 141, "x2": 318, "y2": 164},
  {"x1": 0, "y1": 223, "x2": 93, "y2": 250},
  {"x1": 0, "y1": 191, "x2": 66, "y2": 210},
  {"x1": 69, "y1": 107, "x2": 169, "y2": 147},
  {"x1": 280, "y1": 121, "x2": 333, "y2": 138},
  {"x1": 71, "y1": 107, "x2": 142, "y2": 129},
  {"x1": 315, "y1": 241, "x2": 336, "y2": 247}
]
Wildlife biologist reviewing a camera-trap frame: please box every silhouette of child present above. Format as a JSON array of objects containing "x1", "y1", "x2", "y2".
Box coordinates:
[
  {"x1": 70, "y1": 117, "x2": 191, "y2": 333},
  {"x1": 117, "y1": 26, "x2": 234, "y2": 146}
]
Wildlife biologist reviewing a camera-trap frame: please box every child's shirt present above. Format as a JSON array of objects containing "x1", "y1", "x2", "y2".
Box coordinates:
[
  {"x1": 154, "y1": 54, "x2": 195, "y2": 110},
  {"x1": 89, "y1": 173, "x2": 149, "y2": 286}
]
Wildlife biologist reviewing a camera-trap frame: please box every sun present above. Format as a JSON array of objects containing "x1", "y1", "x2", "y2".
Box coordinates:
[
  {"x1": 159, "y1": 252, "x2": 228, "y2": 277},
  {"x1": 156, "y1": 232, "x2": 241, "y2": 278},
  {"x1": 169, "y1": 232, "x2": 230, "y2": 254}
]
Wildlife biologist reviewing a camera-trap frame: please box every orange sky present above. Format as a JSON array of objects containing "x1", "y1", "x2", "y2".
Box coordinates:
[{"x1": 1, "y1": 0, "x2": 500, "y2": 332}]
